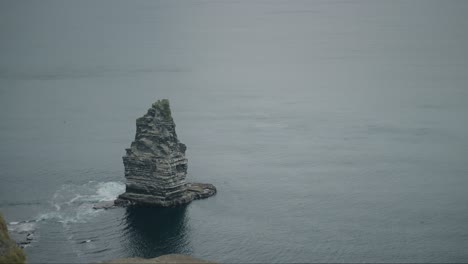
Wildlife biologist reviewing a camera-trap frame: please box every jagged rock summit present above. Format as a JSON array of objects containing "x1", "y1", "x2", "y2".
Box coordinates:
[{"x1": 115, "y1": 99, "x2": 216, "y2": 207}]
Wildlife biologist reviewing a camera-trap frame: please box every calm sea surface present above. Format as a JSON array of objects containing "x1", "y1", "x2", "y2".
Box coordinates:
[{"x1": 1, "y1": 0, "x2": 468, "y2": 262}]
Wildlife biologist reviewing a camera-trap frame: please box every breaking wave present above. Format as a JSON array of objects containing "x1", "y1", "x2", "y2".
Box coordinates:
[
  {"x1": 8, "y1": 181, "x2": 125, "y2": 240},
  {"x1": 7, "y1": 221, "x2": 37, "y2": 234},
  {"x1": 37, "y1": 181, "x2": 125, "y2": 224}
]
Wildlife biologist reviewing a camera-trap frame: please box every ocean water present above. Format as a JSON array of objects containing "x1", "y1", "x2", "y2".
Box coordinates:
[{"x1": 1, "y1": 0, "x2": 468, "y2": 262}]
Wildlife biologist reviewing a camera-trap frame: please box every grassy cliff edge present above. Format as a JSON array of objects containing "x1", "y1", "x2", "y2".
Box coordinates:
[
  {"x1": 0, "y1": 213, "x2": 26, "y2": 264},
  {"x1": 104, "y1": 254, "x2": 214, "y2": 264}
]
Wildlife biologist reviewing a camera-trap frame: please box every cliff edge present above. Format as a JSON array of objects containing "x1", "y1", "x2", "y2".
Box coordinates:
[
  {"x1": 104, "y1": 254, "x2": 214, "y2": 264},
  {"x1": 0, "y1": 213, "x2": 26, "y2": 264}
]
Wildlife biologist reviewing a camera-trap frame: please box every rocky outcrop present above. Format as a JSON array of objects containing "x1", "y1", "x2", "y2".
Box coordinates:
[
  {"x1": 0, "y1": 213, "x2": 26, "y2": 264},
  {"x1": 103, "y1": 254, "x2": 215, "y2": 263},
  {"x1": 115, "y1": 99, "x2": 216, "y2": 207}
]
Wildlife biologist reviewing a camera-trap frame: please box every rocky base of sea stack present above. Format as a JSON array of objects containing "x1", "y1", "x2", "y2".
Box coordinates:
[{"x1": 114, "y1": 183, "x2": 216, "y2": 207}]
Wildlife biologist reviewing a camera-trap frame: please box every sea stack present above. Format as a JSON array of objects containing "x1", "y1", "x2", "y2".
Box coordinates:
[{"x1": 115, "y1": 99, "x2": 216, "y2": 207}]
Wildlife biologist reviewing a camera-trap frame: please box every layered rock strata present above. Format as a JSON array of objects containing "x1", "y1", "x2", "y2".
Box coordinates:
[{"x1": 115, "y1": 99, "x2": 216, "y2": 207}]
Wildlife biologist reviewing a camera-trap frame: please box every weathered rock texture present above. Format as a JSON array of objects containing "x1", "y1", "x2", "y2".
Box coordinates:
[
  {"x1": 0, "y1": 213, "x2": 26, "y2": 264},
  {"x1": 115, "y1": 99, "x2": 216, "y2": 207}
]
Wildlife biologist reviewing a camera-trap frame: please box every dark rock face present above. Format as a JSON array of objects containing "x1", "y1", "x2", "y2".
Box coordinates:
[{"x1": 115, "y1": 100, "x2": 216, "y2": 207}]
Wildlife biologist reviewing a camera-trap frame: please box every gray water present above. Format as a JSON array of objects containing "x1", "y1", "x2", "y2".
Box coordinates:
[{"x1": 1, "y1": 0, "x2": 468, "y2": 262}]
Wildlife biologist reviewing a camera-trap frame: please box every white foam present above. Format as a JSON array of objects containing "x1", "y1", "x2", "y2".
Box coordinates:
[
  {"x1": 61, "y1": 204, "x2": 101, "y2": 224},
  {"x1": 34, "y1": 181, "x2": 125, "y2": 225},
  {"x1": 7, "y1": 222, "x2": 36, "y2": 234},
  {"x1": 37, "y1": 211, "x2": 63, "y2": 222},
  {"x1": 67, "y1": 195, "x2": 84, "y2": 205},
  {"x1": 6, "y1": 181, "x2": 125, "y2": 242},
  {"x1": 6, "y1": 181, "x2": 125, "y2": 252},
  {"x1": 95, "y1": 181, "x2": 125, "y2": 202}
]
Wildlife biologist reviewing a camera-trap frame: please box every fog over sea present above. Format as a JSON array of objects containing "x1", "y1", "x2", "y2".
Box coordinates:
[{"x1": 1, "y1": 0, "x2": 468, "y2": 263}]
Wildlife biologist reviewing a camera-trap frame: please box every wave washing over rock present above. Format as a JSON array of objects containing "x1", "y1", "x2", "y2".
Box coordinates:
[
  {"x1": 114, "y1": 99, "x2": 216, "y2": 207},
  {"x1": 5, "y1": 181, "x2": 125, "y2": 250}
]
